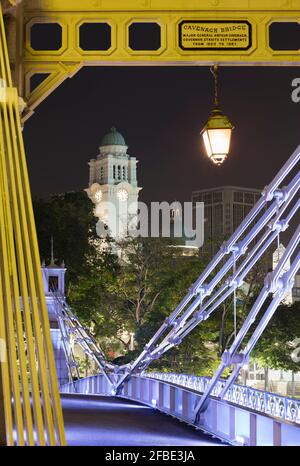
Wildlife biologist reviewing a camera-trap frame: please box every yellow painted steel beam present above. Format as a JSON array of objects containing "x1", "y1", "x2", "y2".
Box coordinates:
[
  {"x1": 0, "y1": 3, "x2": 66, "y2": 446},
  {"x1": 17, "y1": 0, "x2": 300, "y2": 13},
  {"x1": 21, "y1": 10, "x2": 299, "y2": 66},
  {"x1": 2, "y1": 0, "x2": 300, "y2": 119}
]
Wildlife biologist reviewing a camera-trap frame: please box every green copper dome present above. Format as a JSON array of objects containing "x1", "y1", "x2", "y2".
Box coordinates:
[{"x1": 100, "y1": 127, "x2": 126, "y2": 146}]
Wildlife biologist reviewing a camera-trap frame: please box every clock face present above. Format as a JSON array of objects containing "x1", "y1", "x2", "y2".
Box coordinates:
[
  {"x1": 117, "y1": 188, "x2": 128, "y2": 202},
  {"x1": 94, "y1": 189, "x2": 103, "y2": 203}
]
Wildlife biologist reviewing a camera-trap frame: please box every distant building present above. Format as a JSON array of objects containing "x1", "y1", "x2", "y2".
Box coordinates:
[
  {"x1": 41, "y1": 249, "x2": 69, "y2": 387},
  {"x1": 292, "y1": 275, "x2": 300, "y2": 302},
  {"x1": 86, "y1": 127, "x2": 142, "y2": 242},
  {"x1": 192, "y1": 186, "x2": 261, "y2": 254},
  {"x1": 42, "y1": 245, "x2": 100, "y2": 384},
  {"x1": 192, "y1": 185, "x2": 261, "y2": 242}
]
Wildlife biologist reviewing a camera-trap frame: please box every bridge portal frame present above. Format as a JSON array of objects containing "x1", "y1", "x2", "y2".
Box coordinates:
[{"x1": 3, "y1": 0, "x2": 300, "y2": 120}]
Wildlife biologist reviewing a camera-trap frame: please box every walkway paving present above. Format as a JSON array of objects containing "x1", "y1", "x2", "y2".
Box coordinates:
[{"x1": 61, "y1": 394, "x2": 224, "y2": 446}]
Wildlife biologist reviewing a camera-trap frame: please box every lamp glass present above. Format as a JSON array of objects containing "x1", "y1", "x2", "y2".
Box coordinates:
[
  {"x1": 202, "y1": 130, "x2": 212, "y2": 157},
  {"x1": 207, "y1": 128, "x2": 232, "y2": 155},
  {"x1": 202, "y1": 127, "x2": 232, "y2": 165}
]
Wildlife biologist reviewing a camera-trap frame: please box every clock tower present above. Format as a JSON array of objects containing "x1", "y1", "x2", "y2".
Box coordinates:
[{"x1": 86, "y1": 127, "x2": 142, "y2": 240}]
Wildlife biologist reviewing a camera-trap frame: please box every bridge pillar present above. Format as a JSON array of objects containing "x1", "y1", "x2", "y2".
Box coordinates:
[
  {"x1": 182, "y1": 391, "x2": 189, "y2": 419},
  {"x1": 250, "y1": 413, "x2": 257, "y2": 446},
  {"x1": 170, "y1": 386, "x2": 176, "y2": 413},
  {"x1": 140, "y1": 378, "x2": 146, "y2": 403},
  {"x1": 229, "y1": 406, "x2": 235, "y2": 441},
  {"x1": 158, "y1": 382, "x2": 164, "y2": 409},
  {"x1": 131, "y1": 377, "x2": 137, "y2": 399},
  {"x1": 149, "y1": 379, "x2": 153, "y2": 404},
  {"x1": 273, "y1": 421, "x2": 282, "y2": 446}
]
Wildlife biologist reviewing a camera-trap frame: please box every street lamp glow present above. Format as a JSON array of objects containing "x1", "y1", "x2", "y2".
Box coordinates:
[
  {"x1": 201, "y1": 109, "x2": 233, "y2": 165},
  {"x1": 201, "y1": 65, "x2": 234, "y2": 166}
]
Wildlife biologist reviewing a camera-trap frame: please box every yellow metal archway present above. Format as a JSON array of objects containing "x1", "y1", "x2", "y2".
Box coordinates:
[{"x1": 5, "y1": 0, "x2": 300, "y2": 120}]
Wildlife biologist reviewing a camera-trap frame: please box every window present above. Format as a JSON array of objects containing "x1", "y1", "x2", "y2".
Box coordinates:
[
  {"x1": 244, "y1": 204, "x2": 252, "y2": 217},
  {"x1": 233, "y1": 204, "x2": 244, "y2": 230},
  {"x1": 292, "y1": 287, "x2": 300, "y2": 298},
  {"x1": 49, "y1": 276, "x2": 58, "y2": 291},
  {"x1": 213, "y1": 192, "x2": 223, "y2": 203},
  {"x1": 204, "y1": 193, "x2": 212, "y2": 204},
  {"x1": 113, "y1": 166, "x2": 116, "y2": 179},
  {"x1": 122, "y1": 166, "x2": 126, "y2": 180},
  {"x1": 234, "y1": 191, "x2": 243, "y2": 203},
  {"x1": 192, "y1": 194, "x2": 202, "y2": 203},
  {"x1": 204, "y1": 206, "x2": 212, "y2": 238},
  {"x1": 213, "y1": 204, "x2": 223, "y2": 235},
  {"x1": 245, "y1": 193, "x2": 254, "y2": 204}
]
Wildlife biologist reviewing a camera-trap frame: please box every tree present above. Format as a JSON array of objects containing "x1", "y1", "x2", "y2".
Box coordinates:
[
  {"x1": 215, "y1": 249, "x2": 270, "y2": 356},
  {"x1": 33, "y1": 191, "x2": 101, "y2": 284},
  {"x1": 66, "y1": 234, "x2": 221, "y2": 371},
  {"x1": 253, "y1": 300, "x2": 300, "y2": 373},
  {"x1": 105, "y1": 237, "x2": 222, "y2": 373},
  {"x1": 34, "y1": 191, "x2": 122, "y2": 353},
  {"x1": 34, "y1": 193, "x2": 300, "y2": 379},
  {"x1": 108, "y1": 237, "x2": 198, "y2": 329}
]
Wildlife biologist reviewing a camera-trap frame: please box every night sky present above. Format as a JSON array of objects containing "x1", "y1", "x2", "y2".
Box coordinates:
[{"x1": 23, "y1": 66, "x2": 300, "y2": 204}]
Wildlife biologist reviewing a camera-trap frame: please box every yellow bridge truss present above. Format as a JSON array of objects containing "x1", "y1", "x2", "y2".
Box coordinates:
[
  {"x1": 0, "y1": 0, "x2": 299, "y2": 446},
  {"x1": 0, "y1": 2, "x2": 65, "y2": 446}
]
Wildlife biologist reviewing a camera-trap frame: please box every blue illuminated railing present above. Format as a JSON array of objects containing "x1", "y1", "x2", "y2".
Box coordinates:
[
  {"x1": 146, "y1": 372, "x2": 300, "y2": 425},
  {"x1": 61, "y1": 371, "x2": 300, "y2": 445}
]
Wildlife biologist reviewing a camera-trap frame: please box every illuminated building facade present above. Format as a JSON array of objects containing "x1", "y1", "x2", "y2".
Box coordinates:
[{"x1": 86, "y1": 127, "x2": 142, "y2": 241}]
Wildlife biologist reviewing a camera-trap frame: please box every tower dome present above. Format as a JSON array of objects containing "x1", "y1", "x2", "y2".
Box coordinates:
[{"x1": 100, "y1": 127, "x2": 126, "y2": 147}]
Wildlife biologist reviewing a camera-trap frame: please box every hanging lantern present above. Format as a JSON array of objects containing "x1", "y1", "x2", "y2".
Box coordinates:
[{"x1": 201, "y1": 65, "x2": 234, "y2": 166}]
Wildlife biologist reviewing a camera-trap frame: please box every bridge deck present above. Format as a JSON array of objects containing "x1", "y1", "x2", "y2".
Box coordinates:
[{"x1": 61, "y1": 394, "x2": 224, "y2": 446}]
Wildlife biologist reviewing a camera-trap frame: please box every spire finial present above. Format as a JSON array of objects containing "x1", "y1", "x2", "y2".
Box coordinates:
[{"x1": 50, "y1": 236, "x2": 55, "y2": 266}]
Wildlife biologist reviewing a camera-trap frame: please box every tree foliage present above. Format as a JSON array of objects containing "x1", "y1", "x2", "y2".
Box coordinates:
[
  {"x1": 33, "y1": 192, "x2": 300, "y2": 377},
  {"x1": 253, "y1": 300, "x2": 300, "y2": 372},
  {"x1": 33, "y1": 191, "x2": 99, "y2": 283}
]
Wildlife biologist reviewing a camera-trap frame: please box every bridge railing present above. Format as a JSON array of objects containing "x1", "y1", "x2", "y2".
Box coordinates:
[
  {"x1": 60, "y1": 372, "x2": 300, "y2": 446},
  {"x1": 146, "y1": 372, "x2": 300, "y2": 425}
]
